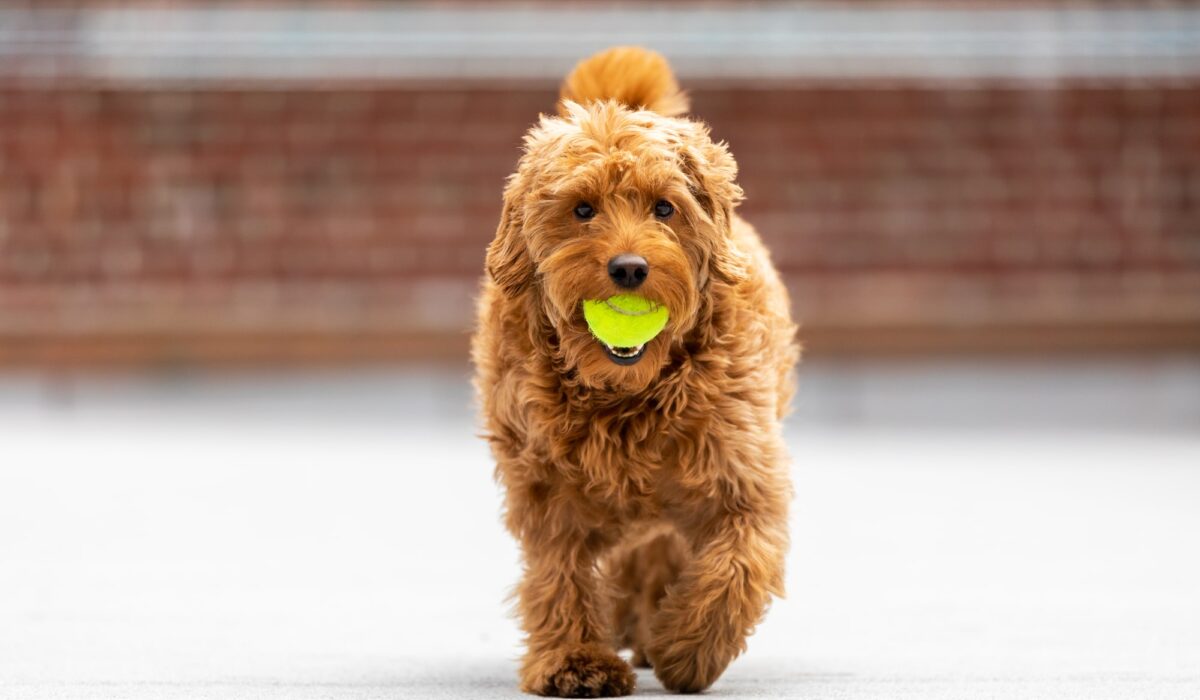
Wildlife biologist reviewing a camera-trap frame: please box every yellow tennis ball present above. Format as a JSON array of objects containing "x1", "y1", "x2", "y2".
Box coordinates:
[{"x1": 582, "y1": 294, "x2": 669, "y2": 348}]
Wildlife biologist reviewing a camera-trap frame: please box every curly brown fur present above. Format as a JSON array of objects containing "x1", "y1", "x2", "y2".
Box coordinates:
[
  {"x1": 472, "y1": 46, "x2": 799, "y2": 696},
  {"x1": 606, "y1": 523, "x2": 688, "y2": 669}
]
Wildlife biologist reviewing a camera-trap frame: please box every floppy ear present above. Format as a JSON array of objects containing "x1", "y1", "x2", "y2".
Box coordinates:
[
  {"x1": 485, "y1": 184, "x2": 534, "y2": 297},
  {"x1": 681, "y1": 137, "x2": 749, "y2": 286}
]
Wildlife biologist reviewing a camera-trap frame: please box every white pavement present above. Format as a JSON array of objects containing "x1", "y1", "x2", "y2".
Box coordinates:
[{"x1": 1, "y1": 362, "x2": 1198, "y2": 698}]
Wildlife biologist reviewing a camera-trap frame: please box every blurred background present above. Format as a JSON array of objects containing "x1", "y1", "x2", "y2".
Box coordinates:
[
  {"x1": 1, "y1": 1, "x2": 1198, "y2": 366},
  {"x1": 1, "y1": 2, "x2": 1199, "y2": 698}
]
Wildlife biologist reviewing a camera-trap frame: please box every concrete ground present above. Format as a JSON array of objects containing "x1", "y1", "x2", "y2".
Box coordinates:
[{"x1": 1, "y1": 359, "x2": 1198, "y2": 698}]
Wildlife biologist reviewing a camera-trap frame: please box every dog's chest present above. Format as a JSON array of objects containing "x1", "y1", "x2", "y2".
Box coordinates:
[{"x1": 549, "y1": 406, "x2": 677, "y2": 513}]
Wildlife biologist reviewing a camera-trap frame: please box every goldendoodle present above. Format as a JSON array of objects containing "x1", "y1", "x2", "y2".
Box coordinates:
[{"x1": 473, "y1": 46, "x2": 799, "y2": 696}]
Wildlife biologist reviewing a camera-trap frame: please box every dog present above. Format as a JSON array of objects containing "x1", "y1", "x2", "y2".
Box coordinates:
[{"x1": 472, "y1": 46, "x2": 799, "y2": 696}]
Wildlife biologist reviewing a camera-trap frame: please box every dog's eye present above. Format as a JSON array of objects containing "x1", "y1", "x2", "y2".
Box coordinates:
[
  {"x1": 654, "y1": 200, "x2": 674, "y2": 219},
  {"x1": 574, "y1": 202, "x2": 595, "y2": 220}
]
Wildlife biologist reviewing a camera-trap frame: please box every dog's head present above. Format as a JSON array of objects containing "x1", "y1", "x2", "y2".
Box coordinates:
[{"x1": 486, "y1": 100, "x2": 747, "y2": 392}]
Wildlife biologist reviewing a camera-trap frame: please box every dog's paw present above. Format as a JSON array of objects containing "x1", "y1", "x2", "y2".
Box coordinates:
[
  {"x1": 647, "y1": 643, "x2": 727, "y2": 694},
  {"x1": 521, "y1": 644, "x2": 635, "y2": 697}
]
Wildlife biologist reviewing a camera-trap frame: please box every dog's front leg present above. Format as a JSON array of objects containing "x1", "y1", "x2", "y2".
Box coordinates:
[
  {"x1": 512, "y1": 502, "x2": 635, "y2": 697},
  {"x1": 647, "y1": 490, "x2": 788, "y2": 693}
]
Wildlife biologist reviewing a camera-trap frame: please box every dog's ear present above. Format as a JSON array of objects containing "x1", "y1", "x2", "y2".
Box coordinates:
[
  {"x1": 485, "y1": 182, "x2": 534, "y2": 297},
  {"x1": 681, "y1": 136, "x2": 749, "y2": 286}
]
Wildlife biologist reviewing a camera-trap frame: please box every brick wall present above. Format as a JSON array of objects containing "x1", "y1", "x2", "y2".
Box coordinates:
[
  {"x1": 2, "y1": 0, "x2": 1200, "y2": 367},
  {"x1": 1, "y1": 82, "x2": 1198, "y2": 366}
]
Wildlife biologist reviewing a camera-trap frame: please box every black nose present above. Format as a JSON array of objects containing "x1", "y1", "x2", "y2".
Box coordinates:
[{"x1": 607, "y1": 254, "x2": 649, "y2": 289}]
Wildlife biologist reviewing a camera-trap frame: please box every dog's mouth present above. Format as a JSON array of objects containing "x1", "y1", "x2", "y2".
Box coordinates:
[{"x1": 598, "y1": 340, "x2": 647, "y2": 366}]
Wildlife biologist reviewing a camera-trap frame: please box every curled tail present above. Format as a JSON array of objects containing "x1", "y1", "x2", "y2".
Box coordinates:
[{"x1": 559, "y1": 46, "x2": 689, "y2": 117}]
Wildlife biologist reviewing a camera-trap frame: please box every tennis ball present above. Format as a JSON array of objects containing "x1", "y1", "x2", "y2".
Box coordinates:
[{"x1": 582, "y1": 294, "x2": 669, "y2": 348}]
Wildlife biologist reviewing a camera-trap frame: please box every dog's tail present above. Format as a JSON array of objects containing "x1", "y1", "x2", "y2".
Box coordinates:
[{"x1": 559, "y1": 46, "x2": 689, "y2": 117}]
